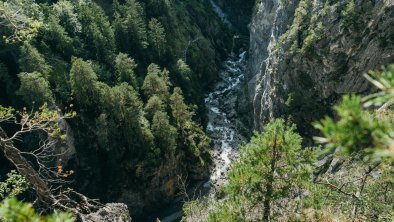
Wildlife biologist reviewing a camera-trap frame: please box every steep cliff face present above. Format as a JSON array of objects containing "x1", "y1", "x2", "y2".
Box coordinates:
[
  {"x1": 249, "y1": 0, "x2": 394, "y2": 135},
  {"x1": 247, "y1": 0, "x2": 297, "y2": 121}
]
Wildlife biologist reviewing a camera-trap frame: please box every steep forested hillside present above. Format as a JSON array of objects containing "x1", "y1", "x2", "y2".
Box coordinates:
[{"x1": 0, "y1": 0, "x2": 236, "y2": 219}]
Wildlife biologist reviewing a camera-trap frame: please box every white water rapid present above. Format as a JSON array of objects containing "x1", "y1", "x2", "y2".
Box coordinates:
[{"x1": 204, "y1": 51, "x2": 246, "y2": 188}]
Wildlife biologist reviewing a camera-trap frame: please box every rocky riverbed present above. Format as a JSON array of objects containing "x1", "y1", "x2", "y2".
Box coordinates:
[{"x1": 204, "y1": 51, "x2": 246, "y2": 189}]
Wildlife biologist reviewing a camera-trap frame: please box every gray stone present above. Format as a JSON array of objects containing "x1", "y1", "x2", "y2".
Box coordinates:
[
  {"x1": 247, "y1": 0, "x2": 394, "y2": 130},
  {"x1": 82, "y1": 203, "x2": 132, "y2": 222}
]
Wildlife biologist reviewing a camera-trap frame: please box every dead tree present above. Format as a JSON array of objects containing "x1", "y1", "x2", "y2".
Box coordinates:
[{"x1": 0, "y1": 104, "x2": 102, "y2": 219}]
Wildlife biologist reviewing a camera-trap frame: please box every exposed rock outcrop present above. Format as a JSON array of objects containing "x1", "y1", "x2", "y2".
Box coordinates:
[
  {"x1": 248, "y1": 0, "x2": 394, "y2": 134},
  {"x1": 82, "y1": 203, "x2": 132, "y2": 222}
]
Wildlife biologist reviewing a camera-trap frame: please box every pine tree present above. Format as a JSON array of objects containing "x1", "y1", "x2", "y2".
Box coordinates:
[
  {"x1": 18, "y1": 42, "x2": 52, "y2": 77},
  {"x1": 175, "y1": 59, "x2": 193, "y2": 99},
  {"x1": 209, "y1": 119, "x2": 315, "y2": 221},
  {"x1": 78, "y1": 2, "x2": 115, "y2": 64},
  {"x1": 170, "y1": 87, "x2": 210, "y2": 164},
  {"x1": 99, "y1": 82, "x2": 154, "y2": 156},
  {"x1": 308, "y1": 65, "x2": 394, "y2": 220},
  {"x1": 69, "y1": 58, "x2": 100, "y2": 110},
  {"x1": 0, "y1": 170, "x2": 28, "y2": 200},
  {"x1": 115, "y1": 53, "x2": 138, "y2": 89},
  {"x1": 113, "y1": 0, "x2": 148, "y2": 55},
  {"x1": 175, "y1": 59, "x2": 192, "y2": 82},
  {"x1": 144, "y1": 95, "x2": 165, "y2": 120},
  {"x1": 101, "y1": 83, "x2": 142, "y2": 125},
  {"x1": 170, "y1": 87, "x2": 191, "y2": 127},
  {"x1": 315, "y1": 64, "x2": 394, "y2": 159},
  {"x1": 0, "y1": 198, "x2": 73, "y2": 222},
  {"x1": 42, "y1": 14, "x2": 74, "y2": 58},
  {"x1": 142, "y1": 63, "x2": 170, "y2": 100},
  {"x1": 151, "y1": 111, "x2": 177, "y2": 153},
  {"x1": 53, "y1": 0, "x2": 81, "y2": 35},
  {"x1": 17, "y1": 72, "x2": 54, "y2": 106},
  {"x1": 148, "y1": 18, "x2": 166, "y2": 57}
]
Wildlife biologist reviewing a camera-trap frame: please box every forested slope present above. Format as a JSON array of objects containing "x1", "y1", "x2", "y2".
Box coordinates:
[{"x1": 0, "y1": 0, "x2": 234, "y2": 218}]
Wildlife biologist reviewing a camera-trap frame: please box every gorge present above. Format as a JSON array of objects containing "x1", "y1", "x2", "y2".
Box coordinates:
[
  {"x1": 0, "y1": 0, "x2": 393, "y2": 221},
  {"x1": 154, "y1": 0, "x2": 394, "y2": 219},
  {"x1": 153, "y1": 50, "x2": 248, "y2": 222}
]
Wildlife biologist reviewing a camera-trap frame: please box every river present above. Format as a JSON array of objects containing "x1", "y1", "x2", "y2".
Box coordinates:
[
  {"x1": 153, "y1": 51, "x2": 247, "y2": 222},
  {"x1": 204, "y1": 51, "x2": 246, "y2": 189}
]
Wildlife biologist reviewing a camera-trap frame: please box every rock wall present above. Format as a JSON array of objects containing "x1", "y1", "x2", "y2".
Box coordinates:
[
  {"x1": 248, "y1": 0, "x2": 394, "y2": 135},
  {"x1": 83, "y1": 203, "x2": 132, "y2": 222}
]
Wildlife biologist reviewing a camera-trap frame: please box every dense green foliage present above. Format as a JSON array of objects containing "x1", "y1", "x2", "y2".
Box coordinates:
[
  {"x1": 170, "y1": 87, "x2": 211, "y2": 164},
  {"x1": 0, "y1": 0, "x2": 43, "y2": 43},
  {"x1": 0, "y1": 171, "x2": 28, "y2": 200},
  {"x1": 315, "y1": 94, "x2": 393, "y2": 157},
  {"x1": 16, "y1": 71, "x2": 53, "y2": 106},
  {"x1": 315, "y1": 64, "x2": 394, "y2": 159},
  {"x1": 0, "y1": 0, "x2": 234, "y2": 217},
  {"x1": 114, "y1": 53, "x2": 138, "y2": 88},
  {"x1": 1, "y1": 172, "x2": 73, "y2": 221},
  {"x1": 0, "y1": 198, "x2": 73, "y2": 222}
]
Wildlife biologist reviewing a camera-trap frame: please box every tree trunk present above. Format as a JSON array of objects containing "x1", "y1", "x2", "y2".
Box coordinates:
[
  {"x1": 263, "y1": 134, "x2": 278, "y2": 221},
  {"x1": 0, "y1": 128, "x2": 55, "y2": 205},
  {"x1": 263, "y1": 179, "x2": 273, "y2": 221},
  {"x1": 351, "y1": 163, "x2": 380, "y2": 218}
]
